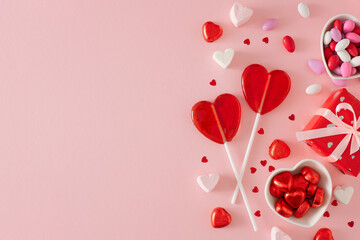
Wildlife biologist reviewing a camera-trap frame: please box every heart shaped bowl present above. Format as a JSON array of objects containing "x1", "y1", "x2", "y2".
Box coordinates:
[
  {"x1": 320, "y1": 14, "x2": 360, "y2": 80},
  {"x1": 264, "y1": 159, "x2": 332, "y2": 228}
]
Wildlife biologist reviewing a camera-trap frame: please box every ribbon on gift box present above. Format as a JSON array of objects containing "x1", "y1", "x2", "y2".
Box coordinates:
[{"x1": 296, "y1": 103, "x2": 360, "y2": 162}]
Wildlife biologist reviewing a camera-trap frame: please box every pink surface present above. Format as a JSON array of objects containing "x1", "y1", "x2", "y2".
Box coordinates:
[{"x1": 0, "y1": 0, "x2": 360, "y2": 239}]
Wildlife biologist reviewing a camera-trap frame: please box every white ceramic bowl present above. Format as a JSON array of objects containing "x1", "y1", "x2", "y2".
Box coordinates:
[
  {"x1": 320, "y1": 14, "x2": 360, "y2": 80},
  {"x1": 264, "y1": 159, "x2": 332, "y2": 228}
]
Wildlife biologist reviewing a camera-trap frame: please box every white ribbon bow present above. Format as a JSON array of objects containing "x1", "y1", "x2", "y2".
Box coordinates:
[{"x1": 296, "y1": 103, "x2": 360, "y2": 162}]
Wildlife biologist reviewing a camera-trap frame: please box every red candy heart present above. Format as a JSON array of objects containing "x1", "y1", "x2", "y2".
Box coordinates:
[
  {"x1": 272, "y1": 171, "x2": 293, "y2": 192},
  {"x1": 192, "y1": 94, "x2": 241, "y2": 144},
  {"x1": 294, "y1": 200, "x2": 311, "y2": 218},
  {"x1": 348, "y1": 221, "x2": 354, "y2": 227},
  {"x1": 244, "y1": 38, "x2": 250, "y2": 45},
  {"x1": 202, "y1": 21, "x2": 223, "y2": 42},
  {"x1": 292, "y1": 173, "x2": 309, "y2": 192},
  {"x1": 270, "y1": 184, "x2": 284, "y2": 198},
  {"x1": 314, "y1": 228, "x2": 334, "y2": 240},
  {"x1": 241, "y1": 64, "x2": 291, "y2": 115},
  {"x1": 312, "y1": 187, "x2": 325, "y2": 208},
  {"x1": 269, "y1": 139, "x2": 290, "y2": 160},
  {"x1": 260, "y1": 160, "x2": 267, "y2": 166},
  {"x1": 211, "y1": 207, "x2": 231, "y2": 228},
  {"x1": 306, "y1": 183, "x2": 318, "y2": 198},
  {"x1": 301, "y1": 166, "x2": 320, "y2": 185},
  {"x1": 284, "y1": 189, "x2": 306, "y2": 208},
  {"x1": 275, "y1": 198, "x2": 293, "y2": 218}
]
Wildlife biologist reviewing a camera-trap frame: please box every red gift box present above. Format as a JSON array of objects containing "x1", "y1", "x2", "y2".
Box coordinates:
[{"x1": 296, "y1": 88, "x2": 360, "y2": 177}]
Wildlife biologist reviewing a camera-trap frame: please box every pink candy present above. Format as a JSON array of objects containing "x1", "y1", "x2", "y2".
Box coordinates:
[
  {"x1": 330, "y1": 28, "x2": 342, "y2": 42},
  {"x1": 343, "y1": 20, "x2": 355, "y2": 33},
  {"x1": 345, "y1": 32, "x2": 360, "y2": 43},
  {"x1": 341, "y1": 62, "x2": 352, "y2": 78},
  {"x1": 262, "y1": 18, "x2": 278, "y2": 31}
]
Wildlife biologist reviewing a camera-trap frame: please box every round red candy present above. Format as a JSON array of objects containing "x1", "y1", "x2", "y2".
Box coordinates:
[
  {"x1": 275, "y1": 198, "x2": 293, "y2": 218},
  {"x1": 329, "y1": 41, "x2": 337, "y2": 51},
  {"x1": 294, "y1": 200, "x2": 311, "y2": 218},
  {"x1": 347, "y1": 43, "x2": 359, "y2": 57},
  {"x1": 324, "y1": 48, "x2": 333, "y2": 61},
  {"x1": 283, "y1": 36, "x2": 295, "y2": 53},
  {"x1": 353, "y1": 26, "x2": 360, "y2": 35},
  {"x1": 312, "y1": 187, "x2": 324, "y2": 208},
  {"x1": 333, "y1": 19, "x2": 343, "y2": 32},
  {"x1": 327, "y1": 55, "x2": 340, "y2": 70}
]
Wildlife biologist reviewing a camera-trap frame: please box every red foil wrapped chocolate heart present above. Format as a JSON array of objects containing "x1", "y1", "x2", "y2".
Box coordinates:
[
  {"x1": 272, "y1": 172, "x2": 293, "y2": 192},
  {"x1": 294, "y1": 200, "x2": 311, "y2": 218},
  {"x1": 202, "y1": 21, "x2": 223, "y2": 42},
  {"x1": 211, "y1": 207, "x2": 231, "y2": 228},
  {"x1": 312, "y1": 187, "x2": 324, "y2": 208},
  {"x1": 284, "y1": 189, "x2": 306, "y2": 208},
  {"x1": 292, "y1": 173, "x2": 309, "y2": 192},
  {"x1": 275, "y1": 198, "x2": 293, "y2": 218},
  {"x1": 313, "y1": 228, "x2": 334, "y2": 240},
  {"x1": 269, "y1": 139, "x2": 290, "y2": 160},
  {"x1": 301, "y1": 166, "x2": 320, "y2": 185},
  {"x1": 306, "y1": 183, "x2": 318, "y2": 198},
  {"x1": 270, "y1": 184, "x2": 285, "y2": 198}
]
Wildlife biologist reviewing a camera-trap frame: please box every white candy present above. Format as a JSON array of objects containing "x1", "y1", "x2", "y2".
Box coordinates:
[
  {"x1": 337, "y1": 50, "x2": 351, "y2": 62},
  {"x1": 197, "y1": 173, "x2": 220, "y2": 192},
  {"x1": 213, "y1": 48, "x2": 235, "y2": 69},
  {"x1": 297, "y1": 2, "x2": 310, "y2": 18},
  {"x1": 350, "y1": 56, "x2": 360, "y2": 67},
  {"x1": 271, "y1": 226, "x2": 292, "y2": 240},
  {"x1": 306, "y1": 84, "x2": 322, "y2": 95},
  {"x1": 324, "y1": 31, "x2": 332, "y2": 45},
  {"x1": 230, "y1": 2, "x2": 253, "y2": 27},
  {"x1": 335, "y1": 39, "x2": 350, "y2": 52},
  {"x1": 333, "y1": 185, "x2": 354, "y2": 204}
]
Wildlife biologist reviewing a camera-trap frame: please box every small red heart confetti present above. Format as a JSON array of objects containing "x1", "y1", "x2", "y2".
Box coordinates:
[
  {"x1": 348, "y1": 221, "x2": 354, "y2": 227},
  {"x1": 258, "y1": 128, "x2": 264, "y2": 134},
  {"x1": 201, "y1": 156, "x2": 208, "y2": 163},
  {"x1": 250, "y1": 167, "x2": 257, "y2": 174},
  {"x1": 244, "y1": 39, "x2": 250, "y2": 45},
  {"x1": 254, "y1": 210, "x2": 261, "y2": 217},
  {"x1": 262, "y1": 37, "x2": 269, "y2": 43},
  {"x1": 323, "y1": 211, "x2": 330, "y2": 217},
  {"x1": 269, "y1": 165, "x2": 275, "y2": 172},
  {"x1": 289, "y1": 114, "x2": 295, "y2": 121},
  {"x1": 210, "y1": 79, "x2": 216, "y2": 86},
  {"x1": 260, "y1": 160, "x2": 267, "y2": 166},
  {"x1": 331, "y1": 200, "x2": 338, "y2": 206},
  {"x1": 252, "y1": 186, "x2": 259, "y2": 193}
]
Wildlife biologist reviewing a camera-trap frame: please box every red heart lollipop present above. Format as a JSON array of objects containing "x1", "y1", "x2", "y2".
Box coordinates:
[
  {"x1": 241, "y1": 64, "x2": 291, "y2": 114},
  {"x1": 192, "y1": 94, "x2": 241, "y2": 144}
]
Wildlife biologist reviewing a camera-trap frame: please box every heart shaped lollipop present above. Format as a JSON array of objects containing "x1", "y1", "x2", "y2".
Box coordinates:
[{"x1": 192, "y1": 94, "x2": 241, "y2": 144}]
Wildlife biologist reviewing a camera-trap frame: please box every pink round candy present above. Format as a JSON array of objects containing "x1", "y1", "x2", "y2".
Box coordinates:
[
  {"x1": 341, "y1": 62, "x2": 352, "y2": 78},
  {"x1": 332, "y1": 78, "x2": 348, "y2": 86},
  {"x1": 351, "y1": 67, "x2": 357, "y2": 75},
  {"x1": 332, "y1": 66, "x2": 342, "y2": 76},
  {"x1": 308, "y1": 59, "x2": 325, "y2": 74},
  {"x1": 330, "y1": 28, "x2": 342, "y2": 42},
  {"x1": 343, "y1": 20, "x2": 355, "y2": 33},
  {"x1": 262, "y1": 19, "x2": 278, "y2": 31},
  {"x1": 346, "y1": 32, "x2": 360, "y2": 43}
]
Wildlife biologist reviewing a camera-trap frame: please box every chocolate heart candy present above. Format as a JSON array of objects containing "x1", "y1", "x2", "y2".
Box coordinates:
[
  {"x1": 306, "y1": 183, "x2": 318, "y2": 198},
  {"x1": 275, "y1": 198, "x2": 293, "y2": 218},
  {"x1": 272, "y1": 172, "x2": 293, "y2": 192},
  {"x1": 292, "y1": 173, "x2": 309, "y2": 192},
  {"x1": 312, "y1": 187, "x2": 325, "y2": 208},
  {"x1": 211, "y1": 207, "x2": 231, "y2": 228},
  {"x1": 270, "y1": 184, "x2": 285, "y2": 198},
  {"x1": 202, "y1": 21, "x2": 222, "y2": 42},
  {"x1": 294, "y1": 200, "x2": 311, "y2": 218},
  {"x1": 269, "y1": 139, "x2": 291, "y2": 160},
  {"x1": 301, "y1": 166, "x2": 320, "y2": 185},
  {"x1": 313, "y1": 228, "x2": 334, "y2": 240},
  {"x1": 284, "y1": 189, "x2": 306, "y2": 208}
]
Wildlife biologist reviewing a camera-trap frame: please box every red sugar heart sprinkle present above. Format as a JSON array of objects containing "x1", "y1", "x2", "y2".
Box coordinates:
[
  {"x1": 348, "y1": 221, "x2": 354, "y2": 227},
  {"x1": 250, "y1": 167, "x2": 257, "y2": 174},
  {"x1": 254, "y1": 210, "x2": 261, "y2": 217},
  {"x1": 331, "y1": 200, "x2": 338, "y2": 206},
  {"x1": 252, "y1": 186, "x2": 259, "y2": 193},
  {"x1": 244, "y1": 39, "x2": 250, "y2": 45},
  {"x1": 201, "y1": 156, "x2": 208, "y2": 163},
  {"x1": 262, "y1": 37, "x2": 269, "y2": 43},
  {"x1": 260, "y1": 160, "x2": 267, "y2": 166},
  {"x1": 210, "y1": 79, "x2": 216, "y2": 86},
  {"x1": 269, "y1": 166, "x2": 275, "y2": 172},
  {"x1": 289, "y1": 114, "x2": 295, "y2": 121},
  {"x1": 323, "y1": 211, "x2": 330, "y2": 217},
  {"x1": 258, "y1": 128, "x2": 264, "y2": 134}
]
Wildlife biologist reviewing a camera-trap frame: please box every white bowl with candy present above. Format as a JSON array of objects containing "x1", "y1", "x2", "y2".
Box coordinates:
[
  {"x1": 264, "y1": 159, "x2": 332, "y2": 228},
  {"x1": 321, "y1": 14, "x2": 360, "y2": 80}
]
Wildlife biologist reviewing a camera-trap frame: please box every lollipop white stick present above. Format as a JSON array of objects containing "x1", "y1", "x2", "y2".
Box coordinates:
[
  {"x1": 211, "y1": 105, "x2": 258, "y2": 231},
  {"x1": 231, "y1": 113, "x2": 261, "y2": 204}
]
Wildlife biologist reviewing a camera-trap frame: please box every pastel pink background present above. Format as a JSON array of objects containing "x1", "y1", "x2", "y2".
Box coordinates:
[{"x1": 0, "y1": 0, "x2": 360, "y2": 239}]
